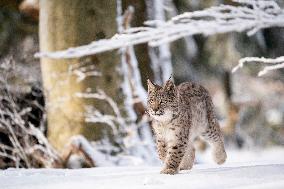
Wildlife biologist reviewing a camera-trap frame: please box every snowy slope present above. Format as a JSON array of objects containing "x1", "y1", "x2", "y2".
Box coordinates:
[
  {"x1": 1, "y1": 148, "x2": 284, "y2": 189},
  {"x1": 1, "y1": 162, "x2": 284, "y2": 189}
]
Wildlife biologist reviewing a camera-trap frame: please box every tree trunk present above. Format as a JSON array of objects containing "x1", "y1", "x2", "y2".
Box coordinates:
[{"x1": 39, "y1": 0, "x2": 123, "y2": 150}]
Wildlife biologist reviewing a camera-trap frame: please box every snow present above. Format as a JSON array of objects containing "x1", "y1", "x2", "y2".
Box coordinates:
[
  {"x1": 1, "y1": 148, "x2": 284, "y2": 189},
  {"x1": 1, "y1": 163, "x2": 284, "y2": 189},
  {"x1": 199, "y1": 147, "x2": 284, "y2": 165}
]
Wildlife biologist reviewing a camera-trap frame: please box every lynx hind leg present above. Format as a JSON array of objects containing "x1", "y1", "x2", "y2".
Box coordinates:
[
  {"x1": 211, "y1": 138, "x2": 227, "y2": 165},
  {"x1": 179, "y1": 143, "x2": 195, "y2": 170},
  {"x1": 202, "y1": 121, "x2": 227, "y2": 165}
]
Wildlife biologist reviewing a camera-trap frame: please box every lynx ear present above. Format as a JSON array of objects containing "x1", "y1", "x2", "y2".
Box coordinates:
[
  {"x1": 147, "y1": 79, "x2": 155, "y2": 91},
  {"x1": 164, "y1": 76, "x2": 175, "y2": 92}
]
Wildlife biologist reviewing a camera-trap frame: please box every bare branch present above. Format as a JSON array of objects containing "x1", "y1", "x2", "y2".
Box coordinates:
[
  {"x1": 76, "y1": 89, "x2": 127, "y2": 136},
  {"x1": 0, "y1": 58, "x2": 62, "y2": 168}
]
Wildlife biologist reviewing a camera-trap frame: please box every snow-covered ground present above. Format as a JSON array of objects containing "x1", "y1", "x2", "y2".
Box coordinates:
[{"x1": 1, "y1": 148, "x2": 284, "y2": 189}]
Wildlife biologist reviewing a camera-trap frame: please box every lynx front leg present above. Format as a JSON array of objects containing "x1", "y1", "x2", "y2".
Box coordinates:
[
  {"x1": 161, "y1": 127, "x2": 189, "y2": 175},
  {"x1": 156, "y1": 138, "x2": 167, "y2": 162},
  {"x1": 152, "y1": 121, "x2": 167, "y2": 162}
]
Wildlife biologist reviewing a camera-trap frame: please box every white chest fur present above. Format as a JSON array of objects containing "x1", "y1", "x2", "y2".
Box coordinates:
[
  {"x1": 155, "y1": 124, "x2": 176, "y2": 142},
  {"x1": 151, "y1": 110, "x2": 176, "y2": 142}
]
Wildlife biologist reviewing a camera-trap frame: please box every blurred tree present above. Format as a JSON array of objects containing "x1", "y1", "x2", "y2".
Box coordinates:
[
  {"x1": 171, "y1": 0, "x2": 198, "y2": 82},
  {"x1": 39, "y1": 0, "x2": 124, "y2": 150},
  {"x1": 121, "y1": 0, "x2": 154, "y2": 88}
]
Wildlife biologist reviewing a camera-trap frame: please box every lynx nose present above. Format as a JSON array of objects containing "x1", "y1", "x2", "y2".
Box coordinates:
[{"x1": 152, "y1": 104, "x2": 159, "y2": 113}]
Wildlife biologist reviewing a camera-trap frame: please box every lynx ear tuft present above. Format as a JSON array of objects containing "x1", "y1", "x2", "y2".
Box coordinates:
[
  {"x1": 147, "y1": 79, "x2": 155, "y2": 91},
  {"x1": 164, "y1": 77, "x2": 175, "y2": 92}
]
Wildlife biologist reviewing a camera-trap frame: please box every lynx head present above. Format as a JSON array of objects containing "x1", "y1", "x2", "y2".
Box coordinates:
[{"x1": 147, "y1": 77, "x2": 178, "y2": 122}]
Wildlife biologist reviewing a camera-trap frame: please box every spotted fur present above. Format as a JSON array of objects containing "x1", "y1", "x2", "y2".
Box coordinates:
[{"x1": 147, "y1": 78, "x2": 227, "y2": 175}]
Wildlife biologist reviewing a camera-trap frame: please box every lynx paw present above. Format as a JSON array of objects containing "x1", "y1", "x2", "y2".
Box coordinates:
[
  {"x1": 179, "y1": 157, "x2": 194, "y2": 170},
  {"x1": 160, "y1": 167, "x2": 178, "y2": 175},
  {"x1": 213, "y1": 149, "x2": 227, "y2": 165},
  {"x1": 179, "y1": 165, "x2": 193, "y2": 171}
]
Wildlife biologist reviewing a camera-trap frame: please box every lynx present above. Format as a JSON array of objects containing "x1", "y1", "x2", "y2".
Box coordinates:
[{"x1": 147, "y1": 78, "x2": 227, "y2": 175}]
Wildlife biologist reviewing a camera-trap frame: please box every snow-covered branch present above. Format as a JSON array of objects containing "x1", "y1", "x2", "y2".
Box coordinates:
[
  {"x1": 75, "y1": 89, "x2": 127, "y2": 139},
  {"x1": 69, "y1": 61, "x2": 102, "y2": 82},
  {"x1": 232, "y1": 56, "x2": 284, "y2": 76},
  {"x1": 0, "y1": 91, "x2": 61, "y2": 168},
  {"x1": 34, "y1": 0, "x2": 284, "y2": 59}
]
